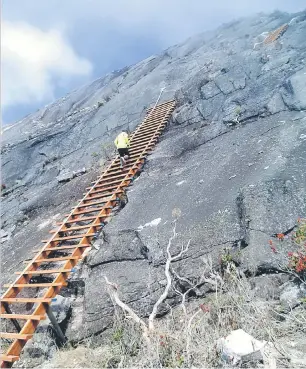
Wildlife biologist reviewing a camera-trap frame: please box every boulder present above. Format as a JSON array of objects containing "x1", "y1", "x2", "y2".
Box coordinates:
[
  {"x1": 200, "y1": 81, "x2": 221, "y2": 99},
  {"x1": 281, "y1": 67, "x2": 306, "y2": 110},
  {"x1": 217, "y1": 329, "x2": 267, "y2": 365},
  {"x1": 279, "y1": 281, "x2": 306, "y2": 308},
  {"x1": 56, "y1": 170, "x2": 74, "y2": 183}
]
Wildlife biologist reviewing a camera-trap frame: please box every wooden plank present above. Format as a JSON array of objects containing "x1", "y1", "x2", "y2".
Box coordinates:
[
  {"x1": 29, "y1": 256, "x2": 80, "y2": 263},
  {"x1": 146, "y1": 100, "x2": 175, "y2": 111},
  {"x1": 0, "y1": 355, "x2": 20, "y2": 362},
  {"x1": 132, "y1": 132, "x2": 160, "y2": 142},
  {"x1": 91, "y1": 175, "x2": 125, "y2": 184},
  {"x1": 3, "y1": 283, "x2": 67, "y2": 288},
  {"x1": 90, "y1": 179, "x2": 132, "y2": 191},
  {"x1": 82, "y1": 193, "x2": 116, "y2": 201},
  {"x1": 64, "y1": 216, "x2": 106, "y2": 224},
  {"x1": 103, "y1": 161, "x2": 138, "y2": 173},
  {"x1": 85, "y1": 182, "x2": 129, "y2": 192},
  {"x1": 71, "y1": 207, "x2": 109, "y2": 216},
  {"x1": 0, "y1": 314, "x2": 46, "y2": 321},
  {"x1": 52, "y1": 224, "x2": 102, "y2": 233},
  {"x1": 130, "y1": 143, "x2": 155, "y2": 152},
  {"x1": 130, "y1": 146, "x2": 154, "y2": 155},
  {"x1": 92, "y1": 178, "x2": 126, "y2": 187},
  {"x1": 131, "y1": 121, "x2": 167, "y2": 132},
  {"x1": 134, "y1": 131, "x2": 161, "y2": 140},
  {"x1": 131, "y1": 134, "x2": 156, "y2": 143},
  {"x1": 90, "y1": 168, "x2": 131, "y2": 179},
  {"x1": 146, "y1": 101, "x2": 174, "y2": 113},
  {"x1": 1, "y1": 297, "x2": 52, "y2": 303},
  {"x1": 73, "y1": 199, "x2": 110, "y2": 208},
  {"x1": 141, "y1": 117, "x2": 169, "y2": 127},
  {"x1": 32, "y1": 243, "x2": 90, "y2": 252},
  {"x1": 129, "y1": 142, "x2": 155, "y2": 151},
  {"x1": 53, "y1": 233, "x2": 95, "y2": 241},
  {"x1": 82, "y1": 193, "x2": 114, "y2": 201},
  {"x1": 143, "y1": 111, "x2": 171, "y2": 121},
  {"x1": 39, "y1": 244, "x2": 90, "y2": 251},
  {"x1": 15, "y1": 269, "x2": 71, "y2": 276},
  {"x1": 0, "y1": 333, "x2": 33, "y2": 340},
  {"x1": 137, "y1": 120, "x2": 166, "y2": 130}
]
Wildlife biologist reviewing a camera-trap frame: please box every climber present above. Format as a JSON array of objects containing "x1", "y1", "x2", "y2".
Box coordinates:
[{"x1": 114, "y1": 130, "x2": 130, "y2": 169}]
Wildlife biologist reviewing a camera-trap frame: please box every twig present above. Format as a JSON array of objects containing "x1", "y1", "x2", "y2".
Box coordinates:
[
  {"x1": 186, "y1": 309, "x2": 202, "y2": 366},
  {"x1": 104, "y1": 276, "x2": 150, "y2": 343},
  {"x1": 148, "y1": 222, "x2": 190, "y2": 330}
]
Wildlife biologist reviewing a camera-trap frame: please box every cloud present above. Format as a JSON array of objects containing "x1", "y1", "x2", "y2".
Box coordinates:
[
  {"x1": 1, "y1": 20, "x2": 92, "y2": 110},
  {"x1": 2, "y1": 0, "x2": 305, "y2": 123},
  {"x1": 4, "y1": 1, "x2": 306, "y2": 46}
]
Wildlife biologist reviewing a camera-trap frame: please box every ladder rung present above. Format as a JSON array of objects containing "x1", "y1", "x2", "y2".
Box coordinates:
[
  {"x1": 104, "y1": 163, "x2": 136, "y2": 174},
  {"x1": 132, "y1": 130, "x2": 161, "y2": 141},
  {"x1": 85, "y1": 188, "x2": 124, "y2": 196},
  {"x1": 130, "y1": 144, "x2": 155, "y2": 154},
  {"x1": 90, "y1": 180, "x2": 132, "y2": 191},
  {"x1": 64, "y1": 216, "x2": 105, "y2": 224},
  {"x1": 141, "y1": 119, "x2": 167, "y2": 128},
  {"x1": 3, "y1": 283, "x2": 67, "y2": 288},
  {"x1": 94, "y1": 178, "x2": 123, "y2": 187},
  {"x1": 52, "y1": 224, "x2": 102, "y2": 233},
  {"x1": 0, "y1": 314, "x2": 46, "y2": 321},
  {"x1": 93, "y1": 175, "x2": 127, "y2": 184},
  {"x1": 37, "y1": 244, "x2": 91, "y2": 252},
  {"x1": 131, "y1": 138, "x2": 156, "y2": 147},
  {"x1": 0, "y1": 355, "x2": 20, "y2": 363},
  {"x1": 74, "y1": 199, "x2": 110, "y2": 209},
  {"x1": 27, "y1": 256, "x2": 81, "y2": 263},
  {"x1": 82, "y1": 194, "x2": 113, "y2": 201},
  {"x1": 139, "y1": 117, "x2": 166, "y2": 127},
  {"x1": 111, "y1": 156, "x2": 145, "y2": 169},
  {"x1": 71, "y1": 208, "x2": 110, "y2": 216},
  {"x1": 142, "y1": 114, "x2": 169, "y2": 124},
  {"x1": 133, "y1": 127, "x2": 163, "y2": 138},
  {"x1": 52, "y1": 233, "x2": 96, "y2": 241},
  {"x1": 15, "y1": 269, "x2": 72, "y2": 275},
  {"x1": 0, "y1": 333, "x2": 33, "y2": 340},
  {"x1": 91, "y1": 175, "x2": 125, "y2": 184},
  {"x1": 1, "y1": 297, "x2": 52, "y2": 303},
  {"x1": 32, "y1": 244, "x2": 90, "y2": 252},
  {"x1": 85, "y1": 183, "x2": 122, "y2": 191}
]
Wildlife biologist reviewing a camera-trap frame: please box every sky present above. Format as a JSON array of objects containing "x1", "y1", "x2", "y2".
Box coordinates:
[{"x1": 2, "y1": 0, "x2": 305, "y2": 125}]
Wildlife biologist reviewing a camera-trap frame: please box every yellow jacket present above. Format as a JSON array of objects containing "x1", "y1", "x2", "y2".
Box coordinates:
[{"x1": 114, "y1": 132, "x2": 130, "y2": 149}]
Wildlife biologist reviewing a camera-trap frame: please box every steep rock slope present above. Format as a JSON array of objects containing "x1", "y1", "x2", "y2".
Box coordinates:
[{"x1": 1, "y1": 11, "x2": 306, "y2": 341}]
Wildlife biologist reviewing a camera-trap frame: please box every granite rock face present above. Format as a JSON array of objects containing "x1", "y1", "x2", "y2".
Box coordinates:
[{"x1": 1, "y1": 11, "x2": 306, "y2": 340}]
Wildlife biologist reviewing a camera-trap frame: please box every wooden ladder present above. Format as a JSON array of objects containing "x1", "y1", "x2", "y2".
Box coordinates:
[
  {"x1": 264, "y1": 23, "x2": 288, "y2": 44},
  {"x1": 0, "y1": 100, "x2": 176, "y2": 367}
]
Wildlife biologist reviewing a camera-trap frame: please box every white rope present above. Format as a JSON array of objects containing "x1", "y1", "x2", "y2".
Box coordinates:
[{"x1": 151, "y1": 86, "x2": 166, "y2": 113}]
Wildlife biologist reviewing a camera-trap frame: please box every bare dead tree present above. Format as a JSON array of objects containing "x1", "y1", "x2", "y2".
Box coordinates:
[
  {"x1": 103, "y1": 221, "x2": 191, "y2": 334},
  {"x1": 148, "y1": 222, "x2": 190, "y2": 330}
]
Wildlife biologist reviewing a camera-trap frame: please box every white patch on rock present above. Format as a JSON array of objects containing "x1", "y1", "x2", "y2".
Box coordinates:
[
  {"x1": 138, "y1": 218, "x2": 161, "y2": 231},
  {"x1": 217, "y1": 329, "x2": 267, "y2": 365},
  {"x1": 37, "y1": 213, "x2": 61, "y2": 230},
  {"x1": 176, "y1": 180, "x2": 186, "y2": 186},
  {"x1": 37, "y1": 219, "x2": 52, "y2": 230}
]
